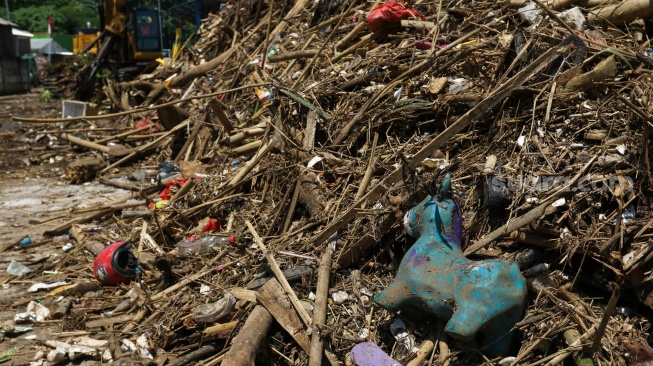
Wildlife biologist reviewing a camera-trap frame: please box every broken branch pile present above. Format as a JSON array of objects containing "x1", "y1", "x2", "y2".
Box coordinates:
[{"x1": 6, "y1": 0, "x2": 653, "y2": 364}]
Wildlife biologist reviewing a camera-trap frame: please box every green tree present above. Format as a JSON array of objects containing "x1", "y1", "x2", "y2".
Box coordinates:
[{"x1": 10, "y1": 1, "x2": 99, "y2": 34}]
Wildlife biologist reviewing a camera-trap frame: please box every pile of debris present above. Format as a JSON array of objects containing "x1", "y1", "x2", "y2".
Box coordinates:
[{"x1": 5, "y1": 0, "x2": 653, "y2": 364}]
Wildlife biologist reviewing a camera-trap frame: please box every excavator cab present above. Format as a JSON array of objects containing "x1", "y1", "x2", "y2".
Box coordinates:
[{"x1": 132, "y1": 9, "x2": 161, "y2": 58}]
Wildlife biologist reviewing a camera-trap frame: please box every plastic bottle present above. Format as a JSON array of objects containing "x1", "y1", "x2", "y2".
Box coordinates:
[
  {"x1": 177, "y1": 235, "x2": 237, "y2": 256},
  {"x1": 53, "y1": 233, "x2": 72, "y2": 244}
]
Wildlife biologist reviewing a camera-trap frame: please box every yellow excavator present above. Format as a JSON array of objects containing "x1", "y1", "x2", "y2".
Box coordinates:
[{"x1": 76, "y1": 0, "x2": 163, "y2": 99}]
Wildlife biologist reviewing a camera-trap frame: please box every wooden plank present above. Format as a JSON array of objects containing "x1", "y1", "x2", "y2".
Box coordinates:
[{"x1": 257, "y1": 278, "x2": 311, "y2": 353}]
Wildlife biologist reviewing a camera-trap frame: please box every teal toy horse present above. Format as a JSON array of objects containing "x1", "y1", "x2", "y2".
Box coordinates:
[{"x1": 375, "y1": 174, "x2": 527, "y2": 356}]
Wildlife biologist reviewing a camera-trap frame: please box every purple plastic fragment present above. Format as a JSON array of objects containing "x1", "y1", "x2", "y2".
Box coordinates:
[{"x1": 350, "y1": 342, "x2": 402, "y2": 366}]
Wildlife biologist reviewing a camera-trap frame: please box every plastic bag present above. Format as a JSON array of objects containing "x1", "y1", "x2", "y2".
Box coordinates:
[
  {"x1": 193, "y1": 291, "x2": 236, "y2": 325},
  {"x1": 368, "y1": 0, "x2": 425, "y2": 39}
]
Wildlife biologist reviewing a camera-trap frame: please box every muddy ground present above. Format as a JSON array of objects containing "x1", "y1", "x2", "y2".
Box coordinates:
[
  {"x1": 0, "y1": 92, "x2": 130, "y2": 244},
  {"x1": 0, "y1": 92, "x2": 129, "y2": 365}
]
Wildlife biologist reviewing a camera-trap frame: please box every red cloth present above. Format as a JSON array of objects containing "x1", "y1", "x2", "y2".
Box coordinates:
[{"x1": 368, "y1": 0, "x2": 425, "y2": 39}]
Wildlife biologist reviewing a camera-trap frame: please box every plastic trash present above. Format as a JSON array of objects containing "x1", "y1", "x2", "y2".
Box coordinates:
[
  {"x1": 518, "y1": 1, "x2": 542, "y2": 25},
  {"x1": 447, "y1": 77, "x2": 473, "y2": 94},
  {"x1": 19, "y1": 236, "x2": 31, "y2": 246},
  {"x1": 130, "y1": 169, "x2": 158, "y2": 182},
  {"x1": 350, "y1": 342, "x2": 402, "y2": 366},
  {"x1": 177, "y1": 235, "x2": 236, "y2": 257},
  {"x1": 28, "y1": 282, "x2": 70, "y2": 293},
  {"x1": 194, "y1": 218, "x2": 222, "y2": 234},
  {"x1": 516, "y1": 248, "x2": 539, "y2": 269},
  {"x1": 523, "y1": 263, "x2": 551, "y2": 277},
  {"x1": 332, "y1": 291, "x2": 350, "y2": 304},
  {"x1": 15, "y1": 301, "x2": 51, "y2": 322},
  {"x1": 368, "y1": 0, "x2": 425, "y2": 40},
  {"x1": 6, "y1": 260, "x2": 33, "y2": 276},
  {"x1": 256, "y1": 87, "x2": 277, "y2": 107},
  {"x1": 93, "y1": 242, "x2": 142, "y2": 285},
  {"x1": 374, "y1": 174, "x2": 526, "y2": 357},
  {"x1": 104, "y1": 286, "x2": 143, "y2": 316},
  {"x1": 52, "y1": 233, "x2": 72, "y2": 244},
  {"x1": 193, "y1": 291, "x2": 237, "y2": 325},
  {"x1": 558, "y1": 7, "x2": 587, "y2": 31},
  {"x1": 390, "y1": 318, "x2": 415, "y2": 351},
  {"x1": 246, "y1": 265, "x2": 313, "y2": 290}
]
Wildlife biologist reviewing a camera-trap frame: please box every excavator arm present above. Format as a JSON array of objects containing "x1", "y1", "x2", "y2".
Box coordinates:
[{"x1": 75, "y1": 30, "x2": 118, "y2": 100}]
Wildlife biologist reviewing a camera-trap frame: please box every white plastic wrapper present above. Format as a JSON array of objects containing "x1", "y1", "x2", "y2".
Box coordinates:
[{"x1": 15, "y1": 301, "x2": 50, "y2": 322}]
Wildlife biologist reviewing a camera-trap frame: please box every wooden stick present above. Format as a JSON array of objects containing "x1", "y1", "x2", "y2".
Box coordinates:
[
  {"x1": 407, "y1": 330, "x2": 437, "y2": 366},
  {"x1": 590, "y1": 285, "x2": 619, "y2": 353},
  {"x1": 400, "y1": 19, "x2": 437, "y2": 30},
  {"x1": 100, "y1": 119, "x2": 191, "y2": 173},
  {"x1": 168, "y1": 344, "x2": 222, "y2": 366},
  {"x1": 169, "y1": 178, "x2": 197, "y2": 203},
  {"x1": 52, "y1": 298, "x2": 73, "y2": 319},
  {"x1": 544, "y1": 325, "x2": 596, "y2": 366},
  {"x1": 122, "y1": 308, "x2": 148, "y2": 332},
  {"x1": 335, "y1": 21, "x2": 367, "y2": 51},
  {"x1": 232, "y1": 140, "x2": 263, "y2": 155},
  {"x1": 153, "y1": 268, "x2": 213, "y2": 301},
  {"x1": 268, "y1": 50, "x2": 320, "y2": 63},
  {"x1": 144, "y1": 45, "x2": 239, "y2": 104},
  {"x1": 438, "y1": 321, "x2": 450, "y2": 366},
  {"x1": 93, "y1": 124, "x2": 154, "y2": 144},
  {"x1": 228, "y1": 141, "x2": 272, "y2": 187},
  {"x1": 588, "y1": 0, "x2": 653, "y2": 24},
  {"x1": 309, "y1": 249, "x2": 332, "y2": 366},
  {"x1": 208, "y1": 98, "x2": 234, "y2": 133},
  {"x1": 202, "y1": 321, "x2": 238, "y2": 336},
  {"x1": 60, "y1": 132, "x2": 113, "y2": 153},
  {"x1": 44, "y1": 200, "x2": 146, "y2": 236},
  {"x1": 221, "y1": 123, "x2": 266, "y2": 146},
  {"x1": 220, "y1": 305, "x2": 273, "y2": 366},
  {"x1": 11, "y1": 83, "x2": 268, "y2": 123},
  {"x1": 258, "y1": 279, "x2": 311, "y2": 352},
  {"x1": 246, "y1": 220, "x2": 312, "y2": 325},
  {"x1": 282, "y1": 179, "x2": 301, "y2": 234},
  {"x1": 354, "y1": 133, "x2": 378, "y2": 202}
]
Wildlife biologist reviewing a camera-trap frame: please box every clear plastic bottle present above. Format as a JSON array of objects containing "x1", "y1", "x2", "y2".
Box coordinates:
[
  {"x1": 177, "y1": 235, "x2": 237, "y2": 256},
  {"x1": 52, "y1": 233, "x2": 71, "y2": 244}
]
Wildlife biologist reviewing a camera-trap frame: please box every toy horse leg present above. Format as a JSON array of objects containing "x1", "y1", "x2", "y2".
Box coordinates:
[{"x1": 374, "y1": 281, "x2": 407, "y2": 312}]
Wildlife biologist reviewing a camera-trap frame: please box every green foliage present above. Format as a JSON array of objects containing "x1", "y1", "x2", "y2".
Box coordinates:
[
  {"x1": 9, "y1": 0, "x2": 99, "y2": 34},
  {"x1": 39, "y1": 90, "x2": 52, "y2": 102}
]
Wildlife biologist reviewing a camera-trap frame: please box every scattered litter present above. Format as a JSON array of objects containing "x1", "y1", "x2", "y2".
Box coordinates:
[
  {"x1": 15, "y1": 301, "x2": 51, "y2": 322},
  {"x1": 6, "y1": 260, "x2": 33, "y2": 276}
]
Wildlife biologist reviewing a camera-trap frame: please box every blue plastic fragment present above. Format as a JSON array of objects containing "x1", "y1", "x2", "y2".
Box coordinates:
[
  {"x1": 375, "y1": 174, "x2": 527, "y2": 357},
  {"x1": 19, "y1": 237, "x2": 31, "y2": 246}
]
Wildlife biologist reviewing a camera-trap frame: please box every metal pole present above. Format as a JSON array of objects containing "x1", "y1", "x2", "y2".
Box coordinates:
[
  {"x1": 5, "y1": 0, "x2": 9, "y2": 20},
  {"x1": 157, "y1": 0, "x2": 163, "y2": 50},
  {"x1": 48, "y1": 15, "x2": 51, "y2": 64}
]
